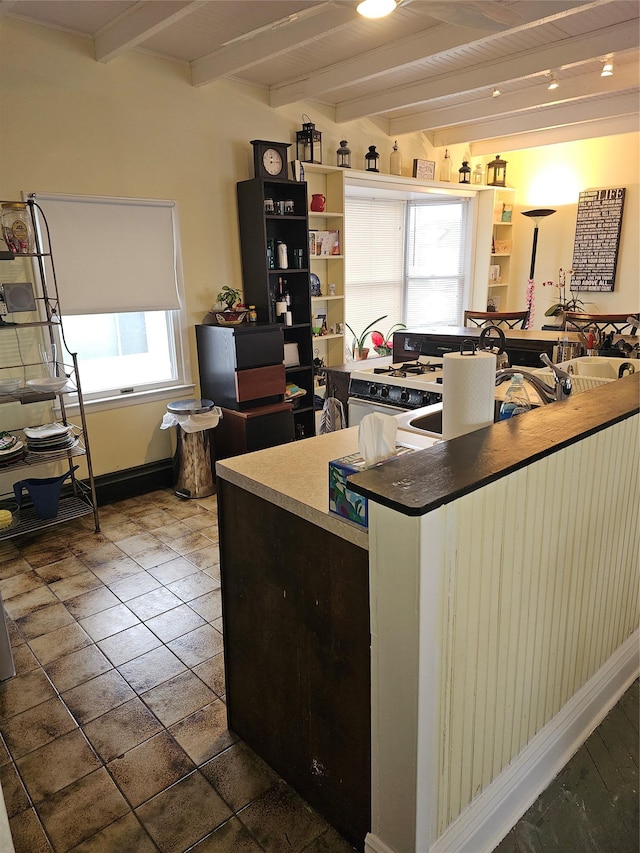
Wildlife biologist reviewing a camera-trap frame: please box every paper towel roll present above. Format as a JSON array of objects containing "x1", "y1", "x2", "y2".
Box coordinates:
[{"x1": 442, "y1": 349, "x2": 497, "y2": 440}]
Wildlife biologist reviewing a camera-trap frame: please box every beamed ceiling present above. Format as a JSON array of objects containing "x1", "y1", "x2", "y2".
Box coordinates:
[{"x1": 1, "y1": 0, "x2": 638, "y2": 153}]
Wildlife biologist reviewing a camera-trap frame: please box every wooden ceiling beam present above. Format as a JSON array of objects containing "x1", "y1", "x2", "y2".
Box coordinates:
[
  {"x1": 95, "y1": 0, "x2": 204, "y2": 63},
  {"x1": 269, "y1": 0, "x2": 614, "y2": 107},
  {"x1": 336, "y1": 19, "x2": 639, "y2": 122}
]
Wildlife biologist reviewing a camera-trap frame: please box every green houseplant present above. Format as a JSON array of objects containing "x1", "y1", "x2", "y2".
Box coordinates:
[
  {"x1": 345, "y1": 315, "x2": 388, "y2": 360},
  {"x1": 211, "y1": 285, "x2": 247, "y2": 325}
]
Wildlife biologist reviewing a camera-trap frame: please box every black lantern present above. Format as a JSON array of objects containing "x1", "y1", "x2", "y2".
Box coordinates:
[
  {"x1": 487, "y1": 155, "x2": 507, "y2": 187},
  {"x1": 458, "y1": 160, "x2": 471, "y2": 184},
  {"x1": 296, "y1": 115, "x2": 322, "y2": 164},
  {"x1": 365, "y1": 145, "x2": 380, "y2": 172},
  {"x1": 336, "y1": 139, "x2": 351, "y2": 169}
]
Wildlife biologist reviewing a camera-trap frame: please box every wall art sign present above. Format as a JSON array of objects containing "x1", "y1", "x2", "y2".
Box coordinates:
[
  {"x1": 571, "y1": 187, "x2": 625, "y2": 292},
  {"x1": 413, "y1": 159, "x2": 436, "y2": 181}
]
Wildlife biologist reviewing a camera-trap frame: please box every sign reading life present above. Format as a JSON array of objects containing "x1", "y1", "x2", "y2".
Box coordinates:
[{"x1": 571, "y1": 187, "x2": 625, "y2": 292}]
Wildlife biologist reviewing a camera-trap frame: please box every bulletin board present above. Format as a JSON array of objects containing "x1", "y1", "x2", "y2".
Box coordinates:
[{"x1": 571, "y1": 187, "x2": 625, "y2": 292}]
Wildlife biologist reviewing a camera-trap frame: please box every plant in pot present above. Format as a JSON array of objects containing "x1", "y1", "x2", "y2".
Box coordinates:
[
  {"x1": 543, "y1": 268, "x2": 584, "y2": 327},
  {"x1": 210, "y1": 286, "x2": 247, "y2": 326},
  {"x1": 370, "y1": 323, "x2": 406, "y2": 356},
  {"x1": 345, "y1": 315, "x2": 388, "y2": 360}
]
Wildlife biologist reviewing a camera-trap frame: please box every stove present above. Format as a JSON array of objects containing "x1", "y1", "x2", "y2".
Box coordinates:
[{"x1": 348, "y1": 357, "x2": 444, "y2": 424}]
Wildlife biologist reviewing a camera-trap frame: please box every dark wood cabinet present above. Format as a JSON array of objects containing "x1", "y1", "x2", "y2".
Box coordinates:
[
  {"x1": 196, "y1": 323, "x2": 294, "y2": 458},
  {"x1": 218, "y1": 480, "x2": 371, "y2": 850},
  {"x1": 236, "y1": 177, "x2": 315, "y2": 440}
]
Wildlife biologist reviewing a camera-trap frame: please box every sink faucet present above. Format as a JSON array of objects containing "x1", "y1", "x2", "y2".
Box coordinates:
[{"x1": 495, "y1": 353, "x2": 572, "y2": 404}]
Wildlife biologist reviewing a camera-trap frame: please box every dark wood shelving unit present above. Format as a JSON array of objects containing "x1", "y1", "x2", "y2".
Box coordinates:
[{"x1": 236, "y1": 177, "x2": 315, "y2": 440}]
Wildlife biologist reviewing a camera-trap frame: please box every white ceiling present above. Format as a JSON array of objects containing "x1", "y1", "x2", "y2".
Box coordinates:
[{"x1": 2, "y1": 0, "x2": 638, "y2": 152}]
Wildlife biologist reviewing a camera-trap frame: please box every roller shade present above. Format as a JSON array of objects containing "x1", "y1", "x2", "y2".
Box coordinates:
[{"x1": 32, "y1": 193, "x2": 181, "y2": 315}]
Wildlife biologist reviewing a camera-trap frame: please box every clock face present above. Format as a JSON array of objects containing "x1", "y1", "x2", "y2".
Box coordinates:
[{"x1": 262, "y1": 148, "x2": 283, "y2": 176}]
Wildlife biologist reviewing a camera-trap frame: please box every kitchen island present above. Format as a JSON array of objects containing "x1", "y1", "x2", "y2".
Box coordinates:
[{"x1": 216, "y1": 375, "x2": 639, "y2": 853}]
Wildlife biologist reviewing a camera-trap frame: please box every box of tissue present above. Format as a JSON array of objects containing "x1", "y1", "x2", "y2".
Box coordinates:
[{"x1": 329, "y1": 446, "x2": 416, "y2": 528}]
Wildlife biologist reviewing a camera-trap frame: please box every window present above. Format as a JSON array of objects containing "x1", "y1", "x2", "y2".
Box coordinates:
[
  {"x1": 30, "y1": 192, "x2": 190, "y2": 404},
  {"x1": 345, "y1": 191, "x2": 470, "y2": 333},
  {"x1": 405, "y1": 198, "x2": 469, "y2": 326},
  {"x1": 344, "y1": 196, "x2": 405, "y2": 339}
]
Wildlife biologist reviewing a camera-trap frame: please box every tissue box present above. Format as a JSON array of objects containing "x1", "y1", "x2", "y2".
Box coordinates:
[{"x1": 329, "y1": 446, "x2": 416, "y2": 529}]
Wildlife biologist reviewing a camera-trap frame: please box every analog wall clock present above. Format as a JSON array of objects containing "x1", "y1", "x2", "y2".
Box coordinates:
[{"x1": 250, "y1": 140, "x2": 291, "y2": 181}]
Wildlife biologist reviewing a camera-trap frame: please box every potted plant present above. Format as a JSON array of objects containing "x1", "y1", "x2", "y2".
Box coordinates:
[
  {"x1": 211, "y1": 285, "x2": 247, "y2": 325},
  {"x1": 543, "y1": 268, "x2": 585, "y2": 326},
  {"x1": 345, "y1": 315, "x2": 388, "y2": 360},
  {"x1": 370, "y1": 323, "x2": 406, "y2": 356}
]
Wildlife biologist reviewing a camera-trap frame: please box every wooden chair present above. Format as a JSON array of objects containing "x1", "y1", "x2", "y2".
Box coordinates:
[
  {"x1": 563, "y1": 313, "x2": 639, "y2": 335},
  {"x1": 463, "y1": 310, "x2": 529, "y2": 330}
]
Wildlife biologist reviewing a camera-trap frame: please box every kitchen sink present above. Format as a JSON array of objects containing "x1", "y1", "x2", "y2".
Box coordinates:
[{"x1": 396, "y1": 399, "x2": 522, "y2": 438}]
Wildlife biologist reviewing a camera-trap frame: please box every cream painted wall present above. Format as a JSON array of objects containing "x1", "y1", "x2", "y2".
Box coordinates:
[
  {"x1": 488, "y1": 135, "x2": 639, "y2": 323},
  {"x1": 0, "y1": 18, "x2": 436, "y2": 478}
]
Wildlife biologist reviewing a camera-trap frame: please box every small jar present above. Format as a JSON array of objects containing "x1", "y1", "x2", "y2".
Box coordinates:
[
  {"x1": 248, "y1": 305, "x2": 257, "y2": 323},
  {"x1": 2, "y1": 203, "x2": 34, "y2": 254}
]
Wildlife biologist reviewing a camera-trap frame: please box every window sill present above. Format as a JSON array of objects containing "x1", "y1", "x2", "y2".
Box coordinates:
[{"x1": 59, "y1": 384, "x2": 197, "y2": 416}]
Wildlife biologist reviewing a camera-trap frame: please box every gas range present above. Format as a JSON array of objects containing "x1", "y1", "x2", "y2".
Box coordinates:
[{"x1": 348, "y1": 357, "x2": 444, "y2": 412}]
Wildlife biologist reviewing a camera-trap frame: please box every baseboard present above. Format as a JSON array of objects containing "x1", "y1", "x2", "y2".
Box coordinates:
[
  {"x1": 365, "y1": 833, "x2": 399, "y2": 853},
  {"x1": 364, "y1": 630, "x2": 639, "y2": 853},
  {"x1": 431, "y1": 629, "x2": 639, "y2": 853},
  {"x1": 93, "y1": 459, "x2": 173, "y2": 505}
]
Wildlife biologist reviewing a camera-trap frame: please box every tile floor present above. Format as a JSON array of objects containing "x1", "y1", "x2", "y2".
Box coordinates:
[{"x1": 0, "y1": 490, "x2": 357, "y2": 852}]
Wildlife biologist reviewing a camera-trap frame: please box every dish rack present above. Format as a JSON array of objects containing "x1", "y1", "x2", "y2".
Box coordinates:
[{"x1": 533, "y1": 362, "x2": 615, "y2": 395}]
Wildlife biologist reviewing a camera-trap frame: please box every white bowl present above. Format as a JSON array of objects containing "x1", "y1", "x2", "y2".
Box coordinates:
[
  {"x1": 0, "y1": 379, "x2": 21, "y2": 394},
  {"x1": 27, "y1": 377, "x2": 68, "y2": 393}
]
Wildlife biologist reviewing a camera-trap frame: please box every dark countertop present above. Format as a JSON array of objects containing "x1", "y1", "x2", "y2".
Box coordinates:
[{"x1": 348, "y1": 373, "x2": 639, "y2": 517}]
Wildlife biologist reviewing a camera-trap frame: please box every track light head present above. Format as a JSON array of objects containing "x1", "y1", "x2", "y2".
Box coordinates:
[
  {"x1": 547, "y1": 73, "x2": 559, "y2": 91},
  {"x1": 492, "y1": 87, "x2": 501, "y2": 97},
  {"x1": 601, "y1": 59, "x2": 614, "y2": 77}
]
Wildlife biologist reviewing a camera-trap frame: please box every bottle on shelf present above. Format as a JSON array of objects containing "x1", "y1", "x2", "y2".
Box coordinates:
[
  {"x1": 276, "y1": 240, "x2": 288, "y2": 269},
  {"x1": 440, "y1": 149, "x2": 451, "y2": 182},
  {"x1": 390, "y1": 141, "x2": 402, "y2": 176},
  {"x1": 248, "y1": 305, "x2": 258, "y2": 323},
  {"x1": 499, "y1": 374, "x2": 532, "y2": 420},
  {"x1": 275, "y1": 277, "x2": 287, "y2": 322}
]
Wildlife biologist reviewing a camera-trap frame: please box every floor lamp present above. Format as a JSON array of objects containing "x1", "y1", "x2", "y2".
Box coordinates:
[{"x1": 521, "y1": 208, "x2": 556, "y2": 279}]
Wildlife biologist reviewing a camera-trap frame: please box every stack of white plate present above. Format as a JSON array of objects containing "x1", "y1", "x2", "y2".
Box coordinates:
[{"x1": 23, "y1": 423, "x2": 77, "y2": 453}]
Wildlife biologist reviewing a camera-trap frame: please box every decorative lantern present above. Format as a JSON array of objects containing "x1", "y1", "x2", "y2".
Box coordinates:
[
  {"x1": 365, "y1": 145, "x2": 380, "y2": 172},
  {"x1": 296, "y1": 115, "x2": 322, "y2": 164},
  {"x1": 487, "y1": 155, "x2": 507, "y2": 187},
  {"x1": 336, "y1": 140, "x2": 351, "y2": 169},
  {"x1": 458, "y1": 160, "x2": 471, "y2": 184}
]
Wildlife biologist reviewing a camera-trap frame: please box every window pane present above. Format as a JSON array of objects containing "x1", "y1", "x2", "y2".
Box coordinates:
[
  {"x1": 345, "y1": 197, "x2": 405, "y2": 343},
  {"x1": 62, "y1": 311, "x2": 177, "y2": 394},
  {"x1": 405, "y1": 200, "x2": 469, "y2": 326}
]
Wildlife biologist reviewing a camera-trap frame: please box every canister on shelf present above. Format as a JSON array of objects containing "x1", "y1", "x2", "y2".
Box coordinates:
[{"x1": 2, "y1": 203, "x2": 34, "y2": 254}]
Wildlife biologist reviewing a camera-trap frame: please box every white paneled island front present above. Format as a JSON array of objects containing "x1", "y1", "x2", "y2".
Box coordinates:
[{"x1": 215, "y1": 375, "x2": 639, "y2": 853}]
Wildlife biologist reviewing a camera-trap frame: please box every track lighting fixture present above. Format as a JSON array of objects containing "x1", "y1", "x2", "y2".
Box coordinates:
[
  {"x1": 547, "y1": 73, "x2": 559, "y2": 91},
  {"x1": 492, "y1": 87, "x2": 501, "y2": 97},
  {"x1": 601, "y1": 59, "x2": 614, "y2": 77},
  {"x1": 356, "y1": 0, "x2": 397, "y2": 18}
]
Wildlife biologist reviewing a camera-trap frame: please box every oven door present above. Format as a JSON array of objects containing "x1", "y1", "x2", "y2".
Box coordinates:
[{"x1": 348, "y1": 397, "x2": 408, "y2": 426}]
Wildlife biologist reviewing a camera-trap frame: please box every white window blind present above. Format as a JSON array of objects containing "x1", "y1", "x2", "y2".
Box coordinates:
[
  {"x1": 345, "y1": 196, "x2": 405, "y2": 343},
  {"x1": 31, "y1": 193, "x2": 182, "y2": 315},
  {"x1": 405, "y1": 198, "x2": 469, "y2": 326}
]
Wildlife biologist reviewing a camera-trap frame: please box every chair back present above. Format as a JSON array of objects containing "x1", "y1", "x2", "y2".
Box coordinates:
[
  {"x1": 563, "y1": 313, "x2": 639, "y2": 335},
  {"x1": 463, "y1": 310, "x2": 529, "y2": 330}
]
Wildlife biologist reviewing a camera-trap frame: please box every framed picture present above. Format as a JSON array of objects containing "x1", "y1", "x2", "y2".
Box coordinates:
[
  {"x1": 413, "y1": 159, "x2": 436, "y2": 181},
  {"x1": 309, "y1": 230, "x2": 318, "y2": 257}
]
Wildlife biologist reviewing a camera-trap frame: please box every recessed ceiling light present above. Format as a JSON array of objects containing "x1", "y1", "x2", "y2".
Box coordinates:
[
  {"x1": 356, "y1": 0, "x2": 397, "y2": 18},
  {"x1": 548, "y1": 73, "x2": 559, "y2": 91},
  {"x1": 601, "y1": 60, "x2": 614, "y2": 77},
  {"x1": 492, "y1": 87, "x2": 501, "y2": 97}
]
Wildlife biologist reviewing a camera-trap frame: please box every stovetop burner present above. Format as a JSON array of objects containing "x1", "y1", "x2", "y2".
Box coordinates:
[{"x1": 373, "y1": 360, "x2": 440, "y2": 377}]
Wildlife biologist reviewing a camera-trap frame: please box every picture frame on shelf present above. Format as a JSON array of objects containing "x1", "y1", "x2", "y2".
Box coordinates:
[
  {"x1": 314, "y1": 230, "x2": 340, "y2": 256},
  {"x1": 487, "y1": 295, "x2": 501, "y2": 311},
  {"x1": 489, "y1": 264, "x2": 501, "y2": 283},
  {"x1": 309, "y1": 230, "x2": 318, "y2": 257},
  {"x1": 413, "y1": 159, "x2": 436, "y2": 180}
]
